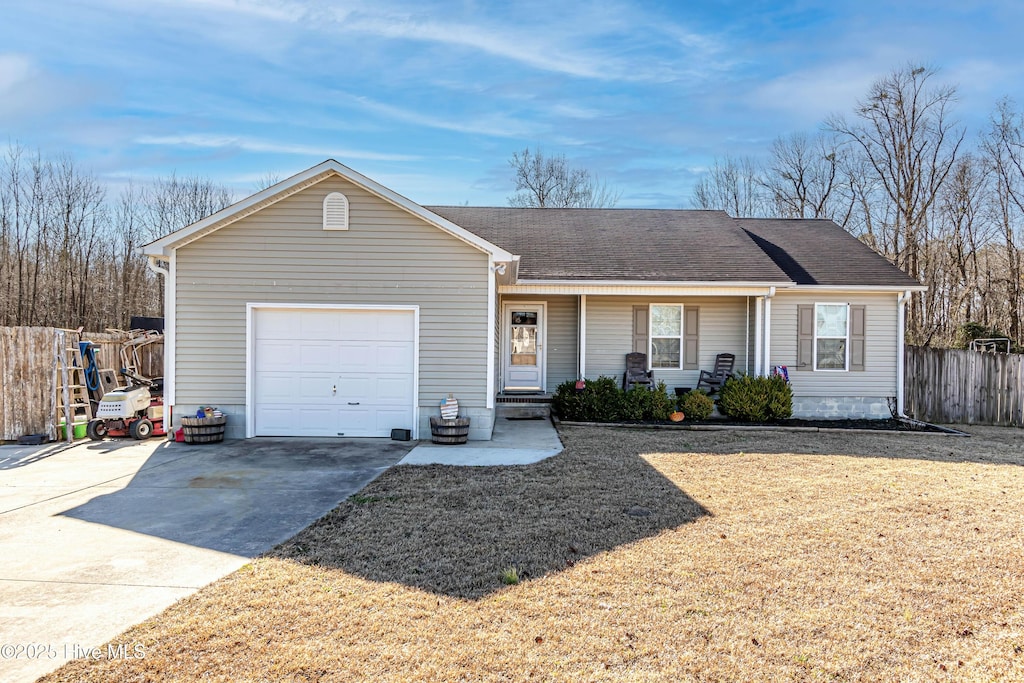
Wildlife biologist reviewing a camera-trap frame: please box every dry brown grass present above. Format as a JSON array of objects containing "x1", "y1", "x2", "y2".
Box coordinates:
[{"x1": 42, "y1": 425, "x2": 1024, "y2": 682}]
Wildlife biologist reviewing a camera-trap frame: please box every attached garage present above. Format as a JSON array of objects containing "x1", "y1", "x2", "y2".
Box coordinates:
[{"x1": 248, "y1": 305, "x2": 418, "y2": 438}]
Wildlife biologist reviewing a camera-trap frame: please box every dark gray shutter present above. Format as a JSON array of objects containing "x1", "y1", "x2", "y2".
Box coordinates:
[
  {"x1": 632, "y1": 306, "x2": 648, "y2": 354},
  {"x1": 684, "y1": 307, "x2": 700, "y2": 370},
  {"x1": 797, "y1": 305, "x2": 814, "y2": 370},
  {"x1": 849, "y1": 305, "x2": 866, "y2": 371}
]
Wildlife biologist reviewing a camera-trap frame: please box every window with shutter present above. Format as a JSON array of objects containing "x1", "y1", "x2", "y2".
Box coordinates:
[
  {"x1": 797, "y1": 303, "x2": 866, "y2": 371},
  {"x1": 849, "y1": 305, "x2": 866, "y2": 371},
  {"x1": 684, "y1": 307, "x2": 700, "y2": 370},
  {"x1": 796, "y1": 305, "x2": 814, "y2": 370},
  {"x1": 632, "y1": 306, "x2": 648, "y2": 354},
  {"x1": 814, "y1": 303, "x2": 848, "y2": 370},
  {"x1": 650, "y1": 304, "x2": 684, "y2": 368},
  {"x1": 323, "y1": 192, "x2": 349, "y2": 230}
]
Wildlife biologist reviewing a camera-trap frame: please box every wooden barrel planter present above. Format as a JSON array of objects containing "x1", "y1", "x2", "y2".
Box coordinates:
[
  {"x1": 429, "y1": 416, "x2": 470, "y2": 444},
  {"x1": 180, "y1": 415, "x2": 227, "y2": 444}
]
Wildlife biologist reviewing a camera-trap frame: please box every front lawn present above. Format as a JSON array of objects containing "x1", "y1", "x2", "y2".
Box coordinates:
[{"x1": 43, "y1": 426, "x2": 1024, "y2": 681}]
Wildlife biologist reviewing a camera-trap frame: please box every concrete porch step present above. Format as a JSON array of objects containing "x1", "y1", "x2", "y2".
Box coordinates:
[{"x1": 495, "y1": 393, "x2": 552, "y2": 419}]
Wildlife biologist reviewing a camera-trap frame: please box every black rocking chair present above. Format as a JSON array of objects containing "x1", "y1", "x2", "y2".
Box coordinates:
[
  {"x1": 623, "y1": 352, "x2": 655, "y2": 391},
  {"x1": 696, "y1": 353, "x2": 736, "y2": 394}
]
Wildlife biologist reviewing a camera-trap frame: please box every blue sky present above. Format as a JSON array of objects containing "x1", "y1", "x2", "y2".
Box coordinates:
[{"x1": 1, "y1": 0, "x2": 1021, "y2": 208}]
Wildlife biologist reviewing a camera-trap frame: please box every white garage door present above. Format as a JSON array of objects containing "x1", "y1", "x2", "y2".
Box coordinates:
[{"x1": 253, "y1": 307, "x2": 416, "y2": 437}]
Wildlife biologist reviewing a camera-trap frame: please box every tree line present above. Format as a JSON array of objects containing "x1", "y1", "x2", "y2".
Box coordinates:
[
  {"x1": 5, "y1": 63, "x2": 1020, "y2": 349},
  {"x1": 0, "y1": 145, "x2": 233, "y2": 330},
  {"x1": 690, "y1": 64, "x2": 1024, "y2": 349}
]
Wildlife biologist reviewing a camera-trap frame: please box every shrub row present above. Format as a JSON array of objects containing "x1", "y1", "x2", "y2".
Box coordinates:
[
  {"x1": 552, "y1": 377, "x2": 675, "y2": 422},
  {"x1": 552, "y1": 373, "x2": 793, "y2": 423}
]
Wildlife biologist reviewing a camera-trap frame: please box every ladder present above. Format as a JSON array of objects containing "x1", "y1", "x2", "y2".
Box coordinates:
[{"x1": 55, "y1": 329, "x2": 93, "y2": 443}]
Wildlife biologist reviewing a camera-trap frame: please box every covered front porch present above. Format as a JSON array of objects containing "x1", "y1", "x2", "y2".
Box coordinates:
[{"x1": 495, "y1": 284, "x2": 780, "y2": 398}]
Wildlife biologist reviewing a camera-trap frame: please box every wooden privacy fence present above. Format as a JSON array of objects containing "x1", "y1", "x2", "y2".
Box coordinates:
[
  {"x1": 0, "y1": 327, "x2": 58, "y2": 441},
  {"x1": 0, "y1": 326, "x2": 163, "y2": 441},
  {"x1": 905, "y1": 346, "x2": 1024, "y2": 427}
]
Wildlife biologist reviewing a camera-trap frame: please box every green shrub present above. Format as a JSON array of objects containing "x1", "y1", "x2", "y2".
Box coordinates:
[
  {"x1": 621, "y1": 382, "x2": 674, "y2": 421},
  {"x1": 717, "y1": 374, "x2": 793, "y2": 421},
  {"x1": 678, "y1": 389, "x2": 714, "y2": 421},
  {"x1": 552, "y1": 376, "x2": 622, "y2": 421},
  {"x1": 579, "y1": 376, "x2": 623, "y2": 421},
  {"x1": 552, "y1": 379, "x2": 586, "y2": 420},
  {"x1": 552, "y1": 378, "x2": 673, "y2": 422}
]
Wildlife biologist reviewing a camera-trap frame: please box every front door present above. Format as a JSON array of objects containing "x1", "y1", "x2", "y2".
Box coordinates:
[{"x1": 502, "y1": 303, "x2": 545, "y2": 392}]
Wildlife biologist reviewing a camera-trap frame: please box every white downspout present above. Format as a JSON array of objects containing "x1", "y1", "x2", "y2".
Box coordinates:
[
  {"x1": 146, "y1": 254, "x2": 168, "y2": 279},
  {"x1": 487, "y1": 257, "x2": 497, "y2": 410},
  {"x1": 146, "y1": 254, "x2": 173, "y2": 425},
  {"x1": 897, "y1": 289, "x2": 911, "y2": 417},
  {"x1": 763, "y1": 287, "x2": 775, "y2": 376},
  {"x1": 754, "y1": 296, "x2": 763, "y2": 376},
  {"x1": 579, "y1": 294, "x2": 587, "y2": 379}
]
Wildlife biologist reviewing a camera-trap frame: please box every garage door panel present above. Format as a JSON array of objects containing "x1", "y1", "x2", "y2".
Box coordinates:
[
  {"x1": 297, "y1": 374, "x2": 335, "y2": 401},
  {"x1": 256, "y1": 373, "x2": 296, "y2": 402},
  {"x1": 337, "y1": 341, "x2": 374, "y2": 368},
  {"x1": 375, "y1": 408, "x2": 412, "y2": 432},
  {"x1": 376, "y1": 376, "x2": 414, "y2": 402},
  {"x1": 253, "y1": 308, "x2": 416, "y2": 438},
  {"x1": 377, "y1": 342, "x2": 414, "y2": 372},
  {"x1": 337, "y1": 375, "x2": 372, "y2": 402},
  {"x1": 339, "y1": 311, "x2": 378, "y2": 340},
  {"x1": 255, "y1": 341, "x2": 298, "y2": 371},
  {"x1": 298, "y1": 342, "x2": 337, "y2": 372},
  {"x1": 300, "y1": 310, "x2": 343, "y2": 340},
  {"x1": 377, "y1": 312, "x2": 416, "y2": 339},
  {"x1": 337, "y1": 407, "x2": 372, "y2": 434},
  {"x1": 257, "y1": 310, "x2": 299, "y2": 339}
]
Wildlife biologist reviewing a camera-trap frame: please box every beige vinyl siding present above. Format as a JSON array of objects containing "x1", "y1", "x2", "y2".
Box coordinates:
[
  {"x1": 584, "y1": 296, "x2": 748, "y2": 389},
  {"x1": 770, "y1": 291, "x2": 898, "y2": 397},
  {"x1": 174, "y1": 176, "x2": 490, "y2": 414},
  {"x1": 501, "y1": 295, "x2": 578, "y2": 391}
]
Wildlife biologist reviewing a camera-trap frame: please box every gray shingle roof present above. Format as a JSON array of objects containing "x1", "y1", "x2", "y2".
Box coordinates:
[
  {"x1": 425, "y1": 206, "x2": 921, "y2": 288},
  {"x1": 737, "y1": 218, "x2": 921, "y2": 287},
  {"x1": 426, "y1": 207, "x2": 792, "y2": 282}
]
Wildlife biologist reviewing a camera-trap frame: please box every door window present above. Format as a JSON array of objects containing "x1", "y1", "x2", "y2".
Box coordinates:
[{"x1": 510, "y1": 311, "x2": 538, "y2": 366}]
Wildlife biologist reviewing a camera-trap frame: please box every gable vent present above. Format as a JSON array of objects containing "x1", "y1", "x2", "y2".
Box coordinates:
[{"x1": 323, "y1": 192, "x2": 349, "y2": 230}]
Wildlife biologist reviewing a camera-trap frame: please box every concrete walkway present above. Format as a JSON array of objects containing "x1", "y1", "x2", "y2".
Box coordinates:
[
  {"x1": 0, "y1": 436, "x2": 410, "y2": 683},
  {"x1": 400, "y1": 416, "x2": 563, "y2": 466}
]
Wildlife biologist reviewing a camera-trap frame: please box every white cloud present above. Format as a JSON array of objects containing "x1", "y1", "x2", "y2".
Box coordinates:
[
  {"x1": 336, "y1": 13, "x2": 614, "y2": 80},
  {"x1": 0, "y1": 54, "x2": 34, "y2": 94},
  {"x1": 135, "y1": 134, "x2": 420, "y2": 161},
  {"x1": 746, "y1": 62, "x2": 880, "y2": 124},
  {"x1": 346, "y1": 95, "x2": 543, "y2": 138}
]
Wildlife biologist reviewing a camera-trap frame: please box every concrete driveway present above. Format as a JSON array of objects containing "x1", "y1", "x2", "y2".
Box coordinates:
[{"x1": 0, "y1": 436, "x2": 411, "y2": 683}]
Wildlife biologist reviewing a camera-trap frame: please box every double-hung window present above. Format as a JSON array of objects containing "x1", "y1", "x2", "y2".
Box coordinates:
[
  {"x1": 650, "y1": 304, "x2": 684, "y2": 368},
  {"x1": 815, "y1": 303, "x2": 849, "y2": 370}
]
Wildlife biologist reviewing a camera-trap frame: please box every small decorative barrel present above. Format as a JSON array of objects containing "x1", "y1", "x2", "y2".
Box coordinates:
[
  {"x1": 429, "y1": 416, "x2": 470, "y2": 444},
  {"x1": 180, "y1": 415, "x2": 227, "y2": 444}
]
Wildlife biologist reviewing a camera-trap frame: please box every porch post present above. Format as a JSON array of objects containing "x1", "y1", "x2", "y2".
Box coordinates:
[
  {"x1": 897, "y1": 290, "x2": 910, "y2": 415},
  {"x1": 579, "y1": 294, "x2": 587, "y2": 379},
  {"x1": 754, "y1": 296, "x2": 763, "y2": 376},
  {"x1": 763, "y1": 288, "x2": 774, "y2": 376}
]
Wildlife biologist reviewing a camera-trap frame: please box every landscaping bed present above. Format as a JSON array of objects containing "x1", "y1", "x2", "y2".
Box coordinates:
[{"x1": 557, "y1": 415, "x2": 958, "y2": 433}]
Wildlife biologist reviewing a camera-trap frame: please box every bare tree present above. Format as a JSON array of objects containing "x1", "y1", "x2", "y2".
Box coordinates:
[
  {"x1": 508, "y1": 148, "x2": 620, "y2": 208},
  {"x1": 253, "y1": 173, "x2": 282, "y2": 193},
  {"x1": 689, "y1": 155, "x2": 766, "y2": 217},
  {"x1": 828, "y1": 64, "x2": 965, "y2": 341},
  {"x1": 0, "y1": 143, "x2": 235, "y2": 329},
  {"x1": 981, "y1": 99, "x2": 1024, "y2": 341},
  {"x1": 762, "y1": 132, "x2": 853, "y2": 222}
]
